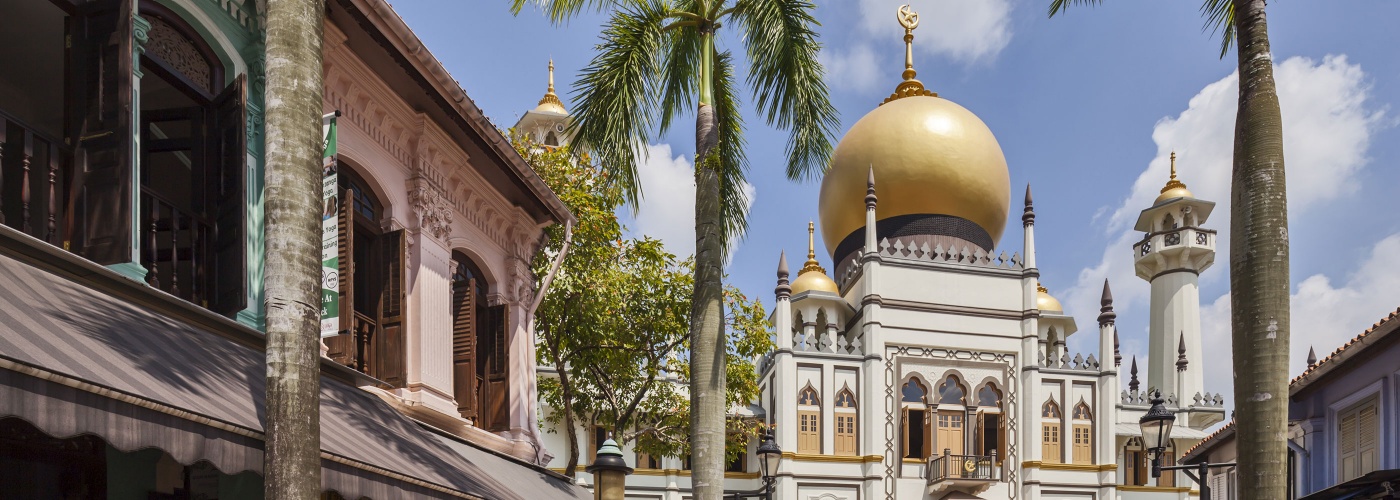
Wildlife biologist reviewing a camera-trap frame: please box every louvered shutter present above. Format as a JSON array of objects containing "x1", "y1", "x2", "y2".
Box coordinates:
[
  {"x1": 70, "y1": 0, "x2": 134, "y2": 263},
  {"x1": 484, "y1": 304, "x2": 510, "y2": 431},
  {"x1": 374, "y1": 229, "x2": 406, "y2": 387},
  {"x1": 1340, "y1": 411, "x2": 1359, "y2": 481},
  {"x1": 901, "y1": 407, "x2": 912, "y2": 458},
  {"x1": 325, "y1": 189, "x2": 355, "y2": 366},
  {"x1": 1358, "y1": 403, "x2": 1378, "y2": 476},
  {"x1": 453, "y1": 277, "x2": 478, "y2": 420},
  {"x1": 206, "y1": 75, "x2": 247, "y2": 316}
]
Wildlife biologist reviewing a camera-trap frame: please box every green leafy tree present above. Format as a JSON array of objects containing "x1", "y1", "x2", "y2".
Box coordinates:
[
  {"x1": 262, "y1": 0, "x2": 325, "y2": 496},
  {"x1": 1049, "y1": 2, "x2": 1290, "y2": 497},
  {"x1": 521, "y1": 138, "x2": 773, "y2": 478},
  {"x1": 510, "y1": 2, "x2": 837, "y2": 494}
]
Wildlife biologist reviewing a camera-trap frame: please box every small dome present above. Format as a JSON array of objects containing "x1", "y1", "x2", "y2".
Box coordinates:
[
  {"x1": 792, "y1": 222, "x2": 839, "y2": 296},
  {"x1": 533, "y1": 59, "x2": 567, "y2": 115},
  {"x1": 1154, "y1": 152, "x2": 1193, "y2": 204},
  {"x1": 1037, "y1": 283, "x2": 1064, "y2": 313}
]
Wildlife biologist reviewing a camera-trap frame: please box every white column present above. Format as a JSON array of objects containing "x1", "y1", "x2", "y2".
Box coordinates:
[
  {"x1": 405, "y1": 230, "x2": 457, "y2": 415},
  {"x1": 1148, "y1": 271, "x2": 1203, "y2": 399}
]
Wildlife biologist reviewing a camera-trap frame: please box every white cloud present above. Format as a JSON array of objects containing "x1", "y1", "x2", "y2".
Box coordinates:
[
  {"x1": 1062, "y1": 55, "x2": 1384, "y2": 343},
  {"x1": 855, "y1": 0, "x2": 1013, "y2": 64},
  {"x1": 820, "y1": 43, "x2": 883, "y2": 93},
  {"x1": 1199, "y1": 233, "x2": 1400, "y2": 399},
  {"x1": 629, "y1": 143, "x2": 756, "y2": 261}
]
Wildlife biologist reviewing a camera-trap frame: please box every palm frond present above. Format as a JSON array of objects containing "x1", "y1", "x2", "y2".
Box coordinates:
[
  {"x1": 731, "y1": 0, "x2": 838, "y2": 181},
  {"x1": 1200, "y1": 0, "x2": 1235, "y2": 59},
  {"x1": 711, "y1": 50, "x2": 751, "y2": 254},
  {"x1": 1046, "y1": 0, "x2": 1103, "y2": 17},
  {"x1": 568, "y1": 0, "x2": 673, "y2": 205},
  {"x1": 657, "y1": 5, "x2": 702, "y2": 135},
  {"x1": 511, "y1": 0, "x2": 645, "y2": 24}
]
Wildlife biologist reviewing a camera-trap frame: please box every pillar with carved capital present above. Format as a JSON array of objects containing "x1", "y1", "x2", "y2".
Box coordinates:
[{"x1": 404, "y1": 222, "x2": 458, "y2": 415}]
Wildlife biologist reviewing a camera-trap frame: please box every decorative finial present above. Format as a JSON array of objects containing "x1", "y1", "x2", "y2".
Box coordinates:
[
  {"x1": 1098, "y1": 279, "x2": 1116, "y2": 326},
  {"x1": 1306, "y1": 346, "x2": 1317, "y2": 369},
  {"x1": 1129, "y1": 356, "x2": 1140, "y2": 392},
  {"x1": 1022, "y1": 184, "x2": 1035, "y2": 226},
  {"x1": 1113, "y1": 330, "x2": 1122, "y2": 367},
  {"x1": 882, "y1": 5, "x2": 937, "y2": 104},
  {"x1": 537, "y1": 59, "x2": 565, "y2": 112},
  {"x1": 1160, "y1": 151, "x2": 1188, "y2": 194},
  {"x1": 800, "y1": 221, "x2": 826, "y2": 275},
  {"x1": 865, "y1": 166, "x2": 878, "y2": 208},
  {"x1": 1036, "y1": 282, "x2": 1048, "y2": 294},
  {"x1": 1176, "y1": 333, "x2": 1188, "y2": 371},
  {"x1": 775, "y1": 251, "x2": 791, "y2": 299}
]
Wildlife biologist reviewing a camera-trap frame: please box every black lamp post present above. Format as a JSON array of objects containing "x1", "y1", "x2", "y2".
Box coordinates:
[
  {"x1": 1138, "y1": 391, "x2": 1235, "y2": 500},
  {"x1": 726, "y1": 429, "x2": 782, "y2": 500}
]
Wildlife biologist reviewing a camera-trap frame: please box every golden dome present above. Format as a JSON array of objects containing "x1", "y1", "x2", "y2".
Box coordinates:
[
  {"x1": 791, "y1": 222, "x2": 839, "y2": 296},
  {"x1": 1036, "y1": 283, "x2": 1064, "y2": 313},
  {"x1": 533, "y1": 60, "x2": 567, "y2": 114},
  {"x1": 817, "y1": 5, "x2": 1008, "y2": 258},
  {"x1": 1154, "y1": 151, "x2": 1194, "y2": 204}
]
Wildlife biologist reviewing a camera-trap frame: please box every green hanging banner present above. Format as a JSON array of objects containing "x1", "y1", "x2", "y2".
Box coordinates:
[{"x1": 320, "y1": 111, "x2": 340, "y2": 338}]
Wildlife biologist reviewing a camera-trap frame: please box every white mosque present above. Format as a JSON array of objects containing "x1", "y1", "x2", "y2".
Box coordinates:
[{"x1": 528, "y1": 6, "x2": 1228, "y2": 499}]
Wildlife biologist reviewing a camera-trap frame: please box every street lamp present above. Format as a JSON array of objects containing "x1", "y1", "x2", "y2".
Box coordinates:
[
  {"x1": 1138, "y1": 391, "x2": 1176, "y2": 478},
  {"x1": 585, "y1": 437, "x2": 633, "y2": 500},
  {"x1": 726, "y1": 429, "x2": 782, "y2": 500},
  {"x1": 1138, "y1": 391, "x2": 1235, "y2": 500}
]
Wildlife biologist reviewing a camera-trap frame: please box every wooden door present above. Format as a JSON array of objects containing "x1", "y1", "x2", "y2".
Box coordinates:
[
  {"x1": 205, "y1": 74, "x2": 246, "y2": 316},
  {"x1": 936, "y1": 411, "x2": 964, "y2": 456},
  {"x1": 452, "y1": 276, "x2": 478, "y2": 420},
  {"x1": 1042, "y1": 423, "x2": 1061, "y2": 463},
  {"x1": 482, "y1": 304, "x2": 510, "y2": 431},
  {"x1": 69, "y1": 0, "x2": 134, "y2": 263},
  {"x1": 798, "y1": 410, "x2": 820, "y2": 454},
  {"x1": 374, "y1": 229, "x2": 406, "y2": 387}
]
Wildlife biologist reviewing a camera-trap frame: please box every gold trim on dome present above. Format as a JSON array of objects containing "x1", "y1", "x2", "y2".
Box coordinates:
[
  {"x1": 882, "y1": 5, "x2": 938, "y2": 105},
  {"x1": 1160, "y1": 151, "x2": 1188, "y2": 194},
  {"x1": 535, "y1": 59, "x2": 567, "y2": 113}
]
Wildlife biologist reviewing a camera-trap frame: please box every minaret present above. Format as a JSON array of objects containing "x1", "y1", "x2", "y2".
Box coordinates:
[
  {"x1": 514, "y1": 59, "x2": 570, "y2": 147},
  {"x1": 1133, "y1": 152, "x2": 1215, "y2": 401},
  {"x1": 1022, "y1": 184, "x2": 1036, "y2": 269}
]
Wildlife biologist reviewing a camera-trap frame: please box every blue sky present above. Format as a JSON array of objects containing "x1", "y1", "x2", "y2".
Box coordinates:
[{"x1": 393, "y1": 1, "x2": 1400, "y2": 401}]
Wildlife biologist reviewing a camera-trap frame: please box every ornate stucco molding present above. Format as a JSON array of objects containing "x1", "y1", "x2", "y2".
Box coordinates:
[{"x1": 408, "y1": 178, "x2": 454, "y2": 241}]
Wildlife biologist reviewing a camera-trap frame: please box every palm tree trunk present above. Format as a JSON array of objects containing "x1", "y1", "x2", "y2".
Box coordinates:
[
  {"x1": 263, "y1": 0, "x2": 326, "y2": 497},
  {"x1": 1230, "y1": 1, "x2": 1289, "y2": 499},
  {"x1": 689, "y1": 28, "x2": 726, "y2": 500}
]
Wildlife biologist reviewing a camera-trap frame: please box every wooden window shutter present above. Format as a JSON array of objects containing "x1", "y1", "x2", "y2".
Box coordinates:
[
  {"x1": 453, "y1": 277, "x2": 478, "y2": 420},
  {"x1": 1072, "y1": 425, "x2": 1092, "y2": 464},
  {"x1": 901, "y1": 407, "x2": 912, "y2": 458},
  {"x1": 797, "y1": 410, "x2": 819, "y2": 454},
  {"x1": 1159, "y1": 451, "x2": 1175, "y2": 486},
  {"x1": 70, "y1": 0, "x2": 135, "y2": 264},
  {"x1": 1340, "y1": 411, "x2": 1359, "y2": 481},
  {"x1": 205, "y1": 74, "x2": 247, "y2": 316},
  {"x1": 374, "y1": 229, "x2": 407, "y2": 387},
  {"x1": 1359, "y1": 403, "x2": 1378, "y2": 476},
  {"x1": 484, "y1": 304, "x2": 510, "y2": 431},
  {"x1": 325, "y1": 188, "x2": 355, "y2": 366},
  {"x1": 1042, "y1": 423, "x2": 1061, "y2": 463}
]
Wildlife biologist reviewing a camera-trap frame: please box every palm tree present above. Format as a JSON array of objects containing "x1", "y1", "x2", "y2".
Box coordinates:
[
  {"x1": 1049, "y1": 1, "x2": 1289, "y2": 498},
  {"x1": 262, "y1": 0, "x2": 326, "y2": 496},
  {"x1": 511, "y1": 1, "x2": 838, "y2": 497}
]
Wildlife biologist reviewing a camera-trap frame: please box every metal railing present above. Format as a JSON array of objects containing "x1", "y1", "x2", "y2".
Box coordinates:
[{"x1": 928, "y1": 450, "x2": 999, "y2": 484}]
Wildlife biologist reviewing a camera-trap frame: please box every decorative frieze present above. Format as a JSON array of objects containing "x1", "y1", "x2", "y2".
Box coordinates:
[{"x1": 408, "y1": 179, "x2": 454, "y2": 241}]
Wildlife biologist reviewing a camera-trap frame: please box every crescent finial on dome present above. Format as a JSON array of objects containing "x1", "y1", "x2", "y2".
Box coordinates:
[{"x1": 884, "y1": 5, "x2": 938, "y2": 104}]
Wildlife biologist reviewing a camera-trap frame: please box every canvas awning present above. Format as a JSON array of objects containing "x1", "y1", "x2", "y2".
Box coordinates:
[
  {"x1": 0, "y1": 229, "x2": 586, "y2": 499},
  {"x1": 1113, "y1": 422, "x2": 1211, "y2": 440}
]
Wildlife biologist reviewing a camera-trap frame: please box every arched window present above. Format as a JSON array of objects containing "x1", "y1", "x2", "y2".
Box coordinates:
[
  {"x1": 934, "y1": 375, "x2": 967, "y2": 456},
  {"x1": 900, "y1": 379, "x2": 930, "y2": 459},
  {"x1": 975, "y1": 383, "x2": 1005, "y2": 461},
  {"x1": 324, "y1": 165, "x2": 406, "y2": 388},
  {"x1": 1041, "y1": 399, "x2": 1062, "y2": 463},
  {"x1": 450, "y1": 251, "x2": 510, "y2": 431},
  {"x1": 1072, "y1": 401, "x2": 1093, "y2": 464},
  {"x1": 834, "y1": 388, "x2": 857, "y2": 456},
  {"x1": 798, "y1": 385, "x2": 821, "y2": 454},
  {"x1": 1163, "y1": 213, "x2": 1178, "y2": 230}
]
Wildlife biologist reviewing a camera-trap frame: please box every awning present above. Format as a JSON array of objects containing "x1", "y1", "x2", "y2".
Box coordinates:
[
  {"x1": 1298, "y1": 469, "x2": 1400, "y2": 500},
  {"x1": 0, "y1": 233, "x2": 586, "y2": 499},
  {"x1": 1114, "y1": 423, "x2": 1211, "y2": 440}
]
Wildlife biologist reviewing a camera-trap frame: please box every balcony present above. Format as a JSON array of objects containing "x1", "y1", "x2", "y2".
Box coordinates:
[{"x1": 927, "y1": 451, "x2": 999, "y2": 497}]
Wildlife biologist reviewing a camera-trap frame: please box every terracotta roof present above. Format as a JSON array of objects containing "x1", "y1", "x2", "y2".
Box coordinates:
[
  {"x1": 1181, "y1": 306, "x2": 1400, "y2": 460},
  {"x1": 1289, "y1": 307, "x2": 1400, "y2": 395}
]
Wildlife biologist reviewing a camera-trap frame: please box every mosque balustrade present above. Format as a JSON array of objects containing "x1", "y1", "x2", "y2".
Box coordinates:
[
  {"x1": 1038, "y1": 351, "x2": 1101, "y2": 373},
  {"x1": 1133, "y1": 226, "x2": 1217, "y2": 259},
  {"x1": 877, "y1": 237, "x2": 1023, "y2": 270},
  {"x1": 792, "y1": 325, "x2": 864, "y2": 356},
  {"x1": 1119, "y1": 389, "x2": 1225, "y2": 408}
]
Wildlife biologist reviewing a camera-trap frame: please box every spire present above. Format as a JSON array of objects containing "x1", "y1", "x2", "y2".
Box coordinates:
[
  {"x1": 1129, "y1": 356, "x2": 1140, "y2": 392},
  {"x1": 1097, "y1": 279, "x2": 1116, "y2": 326},
  {"x1": 1160, "y1": 151, "x2": 1188, "y2": 195},
  {"x1": 865, "y1": 166, "x2": 878, "y2": 208},
  {"x1": 1113, "y1": 330, "x2": 1122, "y2": 367},
  {"x1": 775, "y1": 251, "x2": 791, "y2": 299},
  {"x1": 536, "y1": 59, "x2": 566, "y2": 113},
  {"x1": 1306, "y1": 346, "x2": 1318, "y2": 369},
  {"x1": 1022, "y1": 184, "x2": 1035, "y2": 227},
  {"x1": 800, "y1": 222, "x2": 826, "y2": 275},
  {"x1": 882, "y1": 5, "x2": 937, "y2": 104},
  {"x1": 1176, "y1": 333, "x2": 1188, "y2": 371}
]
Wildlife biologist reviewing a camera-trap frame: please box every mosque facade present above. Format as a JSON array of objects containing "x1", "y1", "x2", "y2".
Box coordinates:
[{"x1": 530, "y1": 5, "x2": 1228, "y2": 499}]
